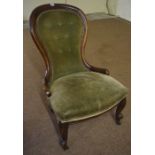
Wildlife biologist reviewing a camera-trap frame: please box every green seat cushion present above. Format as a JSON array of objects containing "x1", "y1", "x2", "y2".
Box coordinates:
[{"x1": 50, "y1": 72, "x2": 127, "y2": 123}]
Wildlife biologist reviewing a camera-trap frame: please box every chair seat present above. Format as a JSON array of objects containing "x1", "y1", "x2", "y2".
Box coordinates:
[{"x1": 49, "y1": 72, "x2": 127, "y2": 123}]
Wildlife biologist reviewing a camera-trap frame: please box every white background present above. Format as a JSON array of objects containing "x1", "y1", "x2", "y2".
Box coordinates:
[{"x1": 0, "y1": 0, "x2": 155, "y2": 154}]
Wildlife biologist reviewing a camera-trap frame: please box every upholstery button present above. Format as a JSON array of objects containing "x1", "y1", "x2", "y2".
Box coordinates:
[
  {"x1": 53, "y1": 36, "x2": 58, "y2": 40},
  {"x1": 64, "y1": 34, "x2": 69, "y2": 38},
  {"x1": 58, "y1": 22, "x2": 62, "y2": 26},
  {"x1": 68, "y1": 48, "x2": 71, "y2": 52},
  {"x1": 44, "y1": 23, "x2": 52, "y2": 28},
  {"x1": 58, "y1": 49, "x2": 63, "y2": 53}
]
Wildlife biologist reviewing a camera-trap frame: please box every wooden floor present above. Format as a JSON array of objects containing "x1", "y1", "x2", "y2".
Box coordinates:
[{"x1": 24, "y1": 17, "x2": 131, "y2": 155}]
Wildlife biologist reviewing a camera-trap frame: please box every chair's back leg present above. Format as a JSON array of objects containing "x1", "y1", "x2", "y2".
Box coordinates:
[{"x1": 115, "y1": 98, "x2": 127, "y2": 125}]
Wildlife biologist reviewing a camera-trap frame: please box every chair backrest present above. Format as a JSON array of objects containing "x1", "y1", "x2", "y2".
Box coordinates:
[{"x1": 30, "y1": 4, "x2": 88, "y2": 83}]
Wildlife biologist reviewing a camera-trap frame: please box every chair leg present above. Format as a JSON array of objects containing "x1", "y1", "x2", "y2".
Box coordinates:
[
  {"x1": 39, "y1": 92, "x2": 69, "y2": 150},
  {"x1": 49, "y1": 109, "x2": 69, "y2": 150},
  {"x1": 115, "y1": 98, "x2": 126, "y2": 125},
  {"x1": 58, "y1": 122, "x2": 69, "y2": 150}
]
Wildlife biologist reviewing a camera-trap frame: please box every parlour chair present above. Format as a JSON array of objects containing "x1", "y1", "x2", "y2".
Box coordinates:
[{"x1": 29, "y1": 3, "x2": 127, "y2": 150}]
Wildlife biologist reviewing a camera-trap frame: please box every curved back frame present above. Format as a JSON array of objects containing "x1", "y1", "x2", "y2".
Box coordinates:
[
  {"x1": 30, "y1": 4, "x2": 108, "y2": 96},
  {"x1": 29, "y1": 4, "x2": 96, "y2": 95}
]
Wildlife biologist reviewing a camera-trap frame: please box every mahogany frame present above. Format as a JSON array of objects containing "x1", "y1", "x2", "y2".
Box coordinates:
[{"x1": 29, "y1": 3, "x2": 126, "y2": 150}]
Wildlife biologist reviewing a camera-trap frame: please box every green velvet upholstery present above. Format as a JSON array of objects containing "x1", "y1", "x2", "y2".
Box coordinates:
[
  {"x1": 50, "y1": 72, "x2": 127, "y2": 123},
  {"x1": 36, "y1": 9, "x2": 86, "y2": 82},
  {"x1": 35, "y1": 8, "x2": 128, "y2": 123}
]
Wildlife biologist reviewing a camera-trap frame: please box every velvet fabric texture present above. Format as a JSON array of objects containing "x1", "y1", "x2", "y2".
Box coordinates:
[
  {"x1": 35, "y1": 9, "x2": 127, "y2": 123},
  {"x1": 50, "y1": 72, "x2": 127, "y2": 122},
  {"x1": 36, "y1": 9, "x2": 86, "y2": 82}
]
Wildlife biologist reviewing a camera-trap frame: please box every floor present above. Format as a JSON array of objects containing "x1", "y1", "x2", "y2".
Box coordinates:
[{"x1": 24, "y1": 17, "x2": 131, "y2": 155}]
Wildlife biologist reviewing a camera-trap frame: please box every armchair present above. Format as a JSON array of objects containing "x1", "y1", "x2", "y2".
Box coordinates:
[{"x1": 29, "y1": 3, "x2": 127, "y2": 150}]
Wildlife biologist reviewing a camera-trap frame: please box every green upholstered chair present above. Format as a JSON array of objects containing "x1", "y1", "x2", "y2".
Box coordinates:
[{"x1": 30, "y1": 3, "x2": 127, "y2": 150}]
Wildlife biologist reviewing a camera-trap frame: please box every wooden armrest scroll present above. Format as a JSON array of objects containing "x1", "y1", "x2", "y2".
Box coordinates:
[
  {"x1": 82, "y1": 59, "x2": 110, "y2": 75},
  {"x1": 88, "y1": 65, "x2": 110, "y2": 75}
]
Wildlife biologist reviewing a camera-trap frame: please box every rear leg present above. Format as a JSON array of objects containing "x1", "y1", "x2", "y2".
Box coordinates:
[{"x1": 115, "y1": 98, "x2": 126, "y2": 125}]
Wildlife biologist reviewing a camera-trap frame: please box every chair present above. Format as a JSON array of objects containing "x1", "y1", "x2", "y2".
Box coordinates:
[{"x1": 29, "y1": 3, "x2": 127, "y2": 150}]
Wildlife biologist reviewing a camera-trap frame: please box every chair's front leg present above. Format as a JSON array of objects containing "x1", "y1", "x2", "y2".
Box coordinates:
[
  {"x1": 49, "y1": 109, "x2": 69, "y2": 150},
  {"x1": 58, "y1": 122, "x2": 69, "y2": 150},
  {"x1": 115, "y1": 98, "x2": 126, "y2": 125}
]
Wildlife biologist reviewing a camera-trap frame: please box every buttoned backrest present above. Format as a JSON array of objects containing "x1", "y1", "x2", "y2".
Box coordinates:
[{"x1": 30, "y1": 4, "x2": 88, "y2": 82}]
